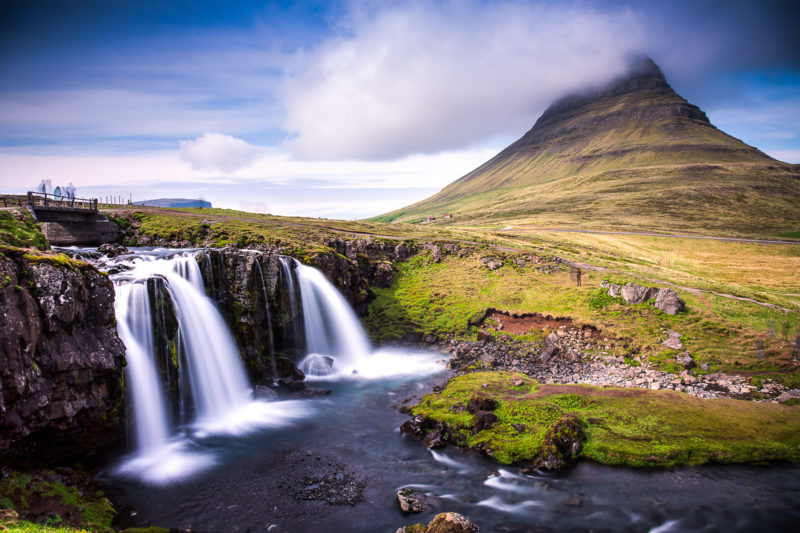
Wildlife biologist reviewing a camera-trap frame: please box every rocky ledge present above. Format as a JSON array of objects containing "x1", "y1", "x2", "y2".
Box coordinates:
[
  {"x1": 436, "y1": 327, "x2": 794, "y2": 402},
  {"x1": 0, "y1": 247, "x2": 126, "y2": 464}
]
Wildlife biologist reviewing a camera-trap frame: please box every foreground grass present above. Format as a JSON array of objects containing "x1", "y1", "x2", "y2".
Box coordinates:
[{"x1": 412, "y1": 372, "x2": 800, "y2": 467}]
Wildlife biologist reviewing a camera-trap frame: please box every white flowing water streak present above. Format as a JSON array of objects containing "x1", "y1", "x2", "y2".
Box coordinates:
[
  {"x1": 114, "y1": 282, "x2": 171, "y2": 453},
  {"x1": 293, "y1": 261, "x2": 372, "y2": 377},
  {"x1": 253, "y1": 259, "x2": 278, "y2": 383},
  {"x1": 278, "y1": 257, "x2": 303, "y2": 347},
  {"x1": 161, "y1": 255, "x2": 251, "y2": 428}
]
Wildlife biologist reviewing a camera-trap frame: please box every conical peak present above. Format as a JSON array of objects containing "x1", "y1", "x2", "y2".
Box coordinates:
[{"x1": 536, "y1": 55, "x2": 672, "y2": 125}]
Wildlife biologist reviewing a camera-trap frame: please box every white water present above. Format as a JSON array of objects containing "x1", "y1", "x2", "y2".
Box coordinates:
[
  {"x1": 112, "y1": 250, "x2": 310, "y2": 484},
  {"x1": 114, "y1": 282, "x2": 171, "y2": 453},
  {"x1": 293, "y1": 261, "x2": 372, "y2": 377}
]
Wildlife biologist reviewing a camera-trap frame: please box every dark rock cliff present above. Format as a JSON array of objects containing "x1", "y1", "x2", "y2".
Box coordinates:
[{"x1": 0, "y1": 248, "x2": 126, "y2": 464}]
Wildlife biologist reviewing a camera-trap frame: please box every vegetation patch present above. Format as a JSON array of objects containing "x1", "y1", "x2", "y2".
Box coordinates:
[
  {"x1": 0, "y1": 469, "x2": 115, "y2": 532},
  {"x1": 0, "y1": 212, "x2": 49, "y2": 250},
  {"x1": 411, "y1": 371, "x2": 800, "y2": 467}
]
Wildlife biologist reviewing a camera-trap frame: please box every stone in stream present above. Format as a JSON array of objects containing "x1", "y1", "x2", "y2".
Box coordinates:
[
  {"x1": 397, "y1": 488, "x2": 424, "y2": 513},
  {"x1": 252, "y1": 385, "x2": 279, "y2": 401},
  {"x1": 426, "y1": 512, "x2": 480, "y2": 533}
]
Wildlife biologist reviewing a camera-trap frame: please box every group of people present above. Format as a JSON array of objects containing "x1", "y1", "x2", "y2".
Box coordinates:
[{"x1": 36, "y1": 179, "x2": 77, "y2": 201}]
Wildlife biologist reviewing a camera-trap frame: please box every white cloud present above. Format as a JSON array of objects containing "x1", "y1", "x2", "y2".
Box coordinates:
[
  {"x1": 0, "y1": 143, "x2": 498, "y2": 191},
  {"x1": 281, "y1": 1, "x2": 646, "y2": 160},
  {"x1": 179, "y1": 133, "x2": 262, "y2": 172}
]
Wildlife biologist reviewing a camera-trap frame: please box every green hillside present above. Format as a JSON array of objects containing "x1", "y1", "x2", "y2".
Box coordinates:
[{"x1": 373, "y1": 57, "x2": 800, "y2": 236}]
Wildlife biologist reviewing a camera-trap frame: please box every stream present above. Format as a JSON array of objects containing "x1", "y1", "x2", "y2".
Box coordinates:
[{"x1": 105, "y1": 360, "x2": 800, "y2": 533}]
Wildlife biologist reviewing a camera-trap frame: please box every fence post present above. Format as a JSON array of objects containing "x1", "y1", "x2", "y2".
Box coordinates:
[{"x1": 27, "y1": 192, "x2": 33, "y2": 206}]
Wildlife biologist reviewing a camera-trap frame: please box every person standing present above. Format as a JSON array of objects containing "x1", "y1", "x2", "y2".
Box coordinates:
[
  {"x1": 37, "y1": 179, "x2": 47, "y2": 193},
  {"x1": 66, "y1": 182, "x2": 77, "y2": 204}
]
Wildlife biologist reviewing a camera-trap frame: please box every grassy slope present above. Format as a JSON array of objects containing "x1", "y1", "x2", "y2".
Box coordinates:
[
  {"x1": 412, "y1": 371, "x2": 800, "y2": 466},
  {"x1": 111, "y1": 207, "x2": 447, "y2": 254},
  {"x1": 373, "y1": 84, "x2": 800, "y2": 236},
  {"x1": 365, "y1": 246, "x2": 800, "y2": 386}
]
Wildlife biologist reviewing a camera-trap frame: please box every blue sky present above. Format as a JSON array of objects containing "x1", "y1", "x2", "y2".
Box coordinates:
[{"x1": 1, "y1": 0, "x2": 798, "y2": 218}]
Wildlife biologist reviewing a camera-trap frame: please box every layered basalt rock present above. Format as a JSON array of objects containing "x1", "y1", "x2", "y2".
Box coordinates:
[{"x1": 0, "y1": 248, "x2": 126, "y2": 464}]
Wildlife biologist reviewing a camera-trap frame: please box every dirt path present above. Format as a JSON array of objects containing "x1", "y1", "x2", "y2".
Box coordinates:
[{"x1": 498, "y1": 226, "x2": 800, "y2": 245}]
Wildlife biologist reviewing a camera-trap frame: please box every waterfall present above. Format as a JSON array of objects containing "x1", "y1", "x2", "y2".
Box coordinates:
[
  {"x1": 115, "y1": 282, "x2": 171, "y2": 453},
  {"x1": 291, "y1": 259, "x2": 372, "y2": 376},
  {"x1": 111, "y1": 250, "x2": 311, "y2": 483}
]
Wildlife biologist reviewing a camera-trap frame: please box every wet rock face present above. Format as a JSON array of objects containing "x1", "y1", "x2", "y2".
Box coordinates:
[
  {"x1": 196, "y1": 248, "x2": 299, "y2": 383},
  {"x1": 0, "y1": 250, "x2": 126, "y2": 464}
]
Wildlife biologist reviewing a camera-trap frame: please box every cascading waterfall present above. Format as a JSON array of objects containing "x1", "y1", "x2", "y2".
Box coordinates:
[
  {"x1": 165, "y1": 256, "x2": 251, "y2": 428},
  {"x1": 111, "y1": 250, "x2": 309, "y2": 483},
  {"x1": 290, "y1": 259, "x2": 372, "y2": 377}
]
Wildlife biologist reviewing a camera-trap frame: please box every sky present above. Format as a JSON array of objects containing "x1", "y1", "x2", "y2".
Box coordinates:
[{"x1": 1, "y1": 0, "x2": 798, "y2": 219}]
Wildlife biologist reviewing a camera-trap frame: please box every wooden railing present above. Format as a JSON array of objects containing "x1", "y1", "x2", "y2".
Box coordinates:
[{"x1": 27, "y1": 191, "x2": 98, "y2": 211}]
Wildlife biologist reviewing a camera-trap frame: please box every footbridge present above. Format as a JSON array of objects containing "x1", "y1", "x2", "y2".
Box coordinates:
[{"x1": 22, "y1": 192, "x2": 124, "y2": 246}]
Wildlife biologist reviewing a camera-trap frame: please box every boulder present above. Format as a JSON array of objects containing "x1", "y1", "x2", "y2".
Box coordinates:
[
  {"x1": 480, "y1": 257, "x2": 502, "y2": 271},
  {"x1": 395, "y1": 525, "x2": 427, "y2": 533},
  {"x1": 253, "y1": 385, "x2": 279, "y2": 401},
  {"x1": 677, "y1": 351, "x2": 695, "y2": 370},
  {"x1": 607, "y1": 283, "x2": 622, "y2": 298},
  {"x1": 97, "y1": 242, "x2": 130, "y2": 257},
  {"x1": 476, "y1": 330, "x2": 492, "y2": 342},
  {"x1": 654, "y1": 288, "x2": 685, "y2": 315},
  {"x1": 531, "y1": 414, "x2": 586, "y2": 471},
  {"x1": 777, "y1": 390, "x2": 800, "y2": 404},
  {"x1": 620, "y1": 283, "x2": 658, "y2": 304},
  {"x1": 397, "y1": 488, "x2": 425, "y2": 513},
  {"x1": 662, "y1": 330, "x2": 684, "y2": 351},
  {"x1": 426, "y1": 512, "x2": 480, "y2": 533}
]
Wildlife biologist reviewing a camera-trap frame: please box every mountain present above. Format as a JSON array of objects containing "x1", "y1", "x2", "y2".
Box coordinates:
[{"x1": 373, "y1": 57, "x2": 800, "y2": 236}]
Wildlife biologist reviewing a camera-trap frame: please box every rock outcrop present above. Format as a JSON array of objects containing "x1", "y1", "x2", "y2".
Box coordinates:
[
  {"x1": 0, "y1": 248, "x2": 126, "y2": 464},
  {"x1": 654, "y1": 288, "x2": 686, "y2": 315},
  {"x1": 601, "y1": 280, "x2": 686, "y2": 315}
]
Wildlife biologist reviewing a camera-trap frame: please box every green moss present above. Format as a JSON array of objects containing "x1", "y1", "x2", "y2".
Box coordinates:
[
  {"x1": 0, "y1": 470, "x2": 115, "y2": 532},
  {"x1": 0, "y1": 212, "x2": 49, "y2": 250},
  {"x1": 22, "y1": 252, "x2": 91, "y2": 272},
  {"x1": 412, "y1": 371, "x2": 800, "y2": 467}
]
